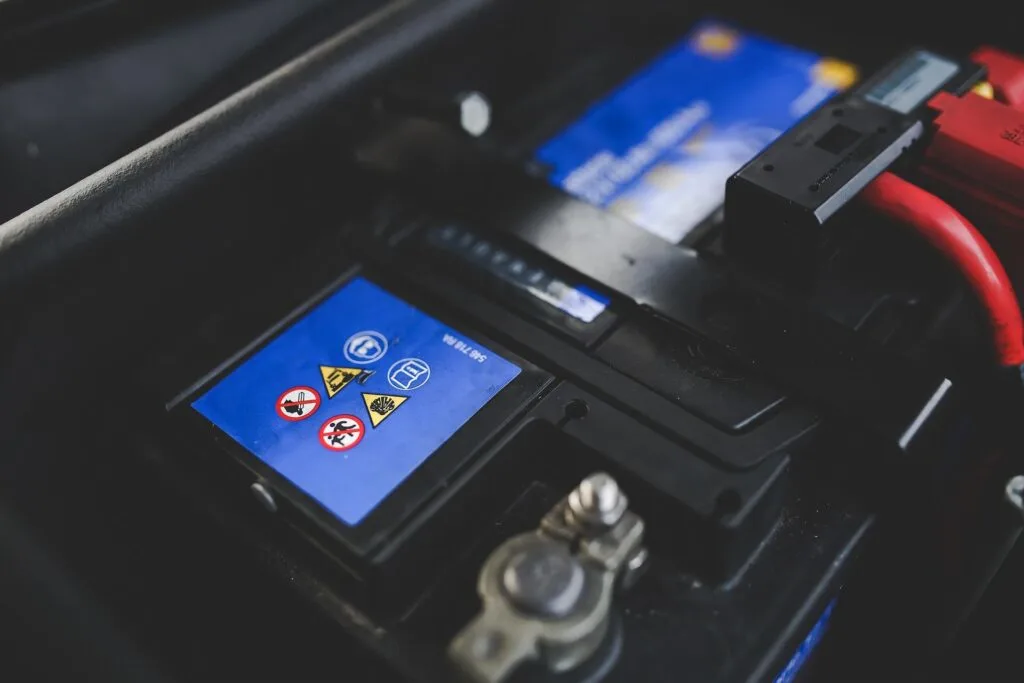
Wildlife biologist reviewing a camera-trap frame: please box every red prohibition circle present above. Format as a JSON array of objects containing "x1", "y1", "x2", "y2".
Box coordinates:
[
  {"x1": 275, "y1": 386, "x2": 321, "y2": 422},
  {"x1": 319, "y1": 414, "x2": 365, "y2": 452}
]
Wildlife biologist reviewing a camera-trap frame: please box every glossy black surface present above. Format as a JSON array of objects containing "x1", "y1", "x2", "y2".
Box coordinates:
[{"x1": 439, "y1": 165, "x2": 956, "y2": 460}]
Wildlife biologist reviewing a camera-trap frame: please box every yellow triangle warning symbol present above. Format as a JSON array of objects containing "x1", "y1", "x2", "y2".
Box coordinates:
[
  {"x1": 320, "y1": 365, "x2": 361, "y2": 399},
  {"x1": 362, "y1": 392, "x2": 408, "y2": 428}
]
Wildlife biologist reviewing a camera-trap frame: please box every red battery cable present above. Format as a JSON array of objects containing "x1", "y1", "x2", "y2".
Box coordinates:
[{"x1": 861, "y1": 171, "x2": 1024, "y2": 367}]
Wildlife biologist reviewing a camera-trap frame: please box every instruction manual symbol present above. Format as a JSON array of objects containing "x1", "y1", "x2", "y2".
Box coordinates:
[
  {"x1": 361, "y1": 392, "x2": 409, "y2": 428},
  {"x1": 387, "y1": 358, "x2": 431, "y2": 391},
  {"x1": 320, "y1": 365, "x2": 362, "y2": 399}
]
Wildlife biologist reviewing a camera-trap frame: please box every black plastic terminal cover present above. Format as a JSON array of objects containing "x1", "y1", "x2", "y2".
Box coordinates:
[{"x1": 723, "y1": 49, "x2": 979, "y2": 284}]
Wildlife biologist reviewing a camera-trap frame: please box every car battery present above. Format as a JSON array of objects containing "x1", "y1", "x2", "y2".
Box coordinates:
[{"x1": 133, "y1": 8, "x2": 1003, "y2": 683}]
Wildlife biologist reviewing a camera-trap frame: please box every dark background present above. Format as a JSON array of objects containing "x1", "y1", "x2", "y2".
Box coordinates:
[{"x1": 0, "y1": 1, "x2": 1021, "y2": 680}]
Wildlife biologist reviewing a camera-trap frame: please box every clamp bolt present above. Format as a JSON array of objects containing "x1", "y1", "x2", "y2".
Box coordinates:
[
  {"x1": 502, "y1": 543, "x2": 585, "y2": 618},
  {"x1": 568, "y1": 472, "x2": 627, "y2": 529}
]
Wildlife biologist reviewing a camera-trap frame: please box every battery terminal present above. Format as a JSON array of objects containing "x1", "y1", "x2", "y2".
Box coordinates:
[{"x1": 448, "y1": 473, "x2": 647, "y2": 682}]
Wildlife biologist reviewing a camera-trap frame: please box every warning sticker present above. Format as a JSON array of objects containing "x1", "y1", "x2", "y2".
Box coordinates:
[
  {"x1": 191, "y1": 277, "x2": 522, "y2": 526},
  {"x1": 319, "y1": 414, "x2": 365, "y2": 451},
  {"x1": 276, "y1": 386, "x2": 321, "y2": 422},
  {"x1": 320, "y1": 365, "x2": 362, "y2": 399},
  {"x1": 362, "y1": 392, "x2": 408, "y2": 428}
]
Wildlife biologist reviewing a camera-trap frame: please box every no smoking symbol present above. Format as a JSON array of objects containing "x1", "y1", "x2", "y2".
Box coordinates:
[{"x1": 276, "y1": 386, "x2": 321, "y2": 422}]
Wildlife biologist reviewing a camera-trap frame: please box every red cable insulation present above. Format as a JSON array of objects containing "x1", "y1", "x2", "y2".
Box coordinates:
[{"x1": 861, "y1": 171, "x2": 1024, "y2": 367}]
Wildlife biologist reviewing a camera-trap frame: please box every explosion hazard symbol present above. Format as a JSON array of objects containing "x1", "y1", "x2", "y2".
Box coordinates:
[{"x1": 361, "y1": 392, "x2": 408, "y2": 428}]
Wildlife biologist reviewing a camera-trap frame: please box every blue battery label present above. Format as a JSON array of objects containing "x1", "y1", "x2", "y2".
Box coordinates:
[
  {"x1": 535, "y1": 20, "x2": 858, "y2": 242},
  {"x1": 192, "y1": 277, "x2": 522, "y2": 526}
]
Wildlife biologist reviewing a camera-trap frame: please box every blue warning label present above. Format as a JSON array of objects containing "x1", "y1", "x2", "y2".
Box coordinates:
[
  {"x1": 535, "y1": 20, "x2": 858, "y2": 242},
  {"x1": 192, "y1": 277, "x2": 522, "y2": 525}
]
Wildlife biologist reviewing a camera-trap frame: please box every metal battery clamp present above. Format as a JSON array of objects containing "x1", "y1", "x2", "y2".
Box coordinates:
[{"x1": 449, "y1": 473, "x2": 647, "y2": 682}]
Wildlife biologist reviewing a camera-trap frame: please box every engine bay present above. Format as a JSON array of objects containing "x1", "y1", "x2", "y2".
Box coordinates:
[{"x1": 3, "y1": 1, "x2": 1024, "y2": 681}]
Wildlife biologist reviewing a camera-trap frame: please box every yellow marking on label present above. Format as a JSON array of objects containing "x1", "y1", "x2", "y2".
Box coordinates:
[
  {"x1": 812, "y1": 59, "x2": 859, "y2": 90},
  {"x1": 361, "y1": 392, "x2": 409, "y2": 428},
  {"x1": 320, "y1": 365, "x2": 362, "y2": 399},
  {"x1": 693, "y1": 26, "x2": 739, "y2": 57}
]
